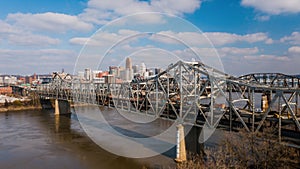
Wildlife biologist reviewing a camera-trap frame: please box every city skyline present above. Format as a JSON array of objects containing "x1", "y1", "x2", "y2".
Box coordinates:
[
  {"x1": 76, "y1": 57, "x2": 159, "y2": 84},
  {"x1": 0, "y1": 1, "x2": 300, "y2": 76}
]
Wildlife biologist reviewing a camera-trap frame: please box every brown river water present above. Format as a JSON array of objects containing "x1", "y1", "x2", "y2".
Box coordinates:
[{"x1": 0, "y1": 109, "x2": 179, "y2": 169}]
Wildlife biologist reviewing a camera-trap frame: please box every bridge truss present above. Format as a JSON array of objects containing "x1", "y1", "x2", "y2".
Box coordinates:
[{"x1": 36, "y1": 61, "x2": 300, "y2": 146}]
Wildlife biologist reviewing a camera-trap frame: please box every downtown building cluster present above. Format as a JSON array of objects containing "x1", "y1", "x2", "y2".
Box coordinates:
[
  {"x1": 76, "y1": 57, "x2": 162, "y2": 84},
  {"x1": 0, "y1": 73, "x2": 52, "y2": 95}
]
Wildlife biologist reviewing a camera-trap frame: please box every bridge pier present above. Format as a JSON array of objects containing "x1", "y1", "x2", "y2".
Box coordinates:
[
  {"x1": 54, "y1": 99, "x2": 70, "y2": 115},
  {"x1": 40, "y1": 97, "x2": 53, "y2": 109},
  {"x1": 175, "y1": 124, "x2": 187, "y2": 162},
  {"x1": 261, "y1": 91, "x2": 271, "y2": 112}
]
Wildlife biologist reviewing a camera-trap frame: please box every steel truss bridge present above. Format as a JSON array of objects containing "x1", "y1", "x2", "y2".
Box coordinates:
[{"x1": 36, "y1": 61, "x2": 300, "y2": 146}]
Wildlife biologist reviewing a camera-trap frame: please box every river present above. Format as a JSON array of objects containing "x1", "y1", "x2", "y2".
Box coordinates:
[{"x1": 0, "y1": 109, "x2": 177, "y2": 169}]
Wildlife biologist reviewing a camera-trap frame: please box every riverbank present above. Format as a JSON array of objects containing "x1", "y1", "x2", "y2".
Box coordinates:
[{"x1": 0, "y1": 105, "x2": 42, "y2": 113}]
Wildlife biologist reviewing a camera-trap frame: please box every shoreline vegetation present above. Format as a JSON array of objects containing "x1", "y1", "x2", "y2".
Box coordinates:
[{"x1": 177, "y1": 129, "x2": 300, "y2": 169}]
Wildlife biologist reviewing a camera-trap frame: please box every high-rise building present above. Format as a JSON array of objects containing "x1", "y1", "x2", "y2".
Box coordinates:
[
  {"x1": 0, "y1": 77, "x2": 3, "y2": 85},
  {"x1": 84, "y1": 68, "x2": 92, "y2": 81},
  {"x1": 132, "y1": 65, "x2": 139, "y2": 74},
  {"x1": 78, "y1": 71, "x2": 84, "y2": 79},
  {"x1": 140, "y1": 63, "x2": 146, "y2": 76},
  {"x1": 124, "y1": 57, "x2": 133, "y2": 82},
  {"x1": 148, "y1": 69, "x2": 154, "y2": 76},
  {"x1": 109, "y1": 66, "x2": 119, "y2": 77},
  {"x1": 119, "y1": 69, "x2": 126, "y2": 81},
  {"x1": 155, "y1": 68, "x2": 162, "y2": 74},
  {"x1": 126, "y1": 57, "x2": 132, "y2": 70}
]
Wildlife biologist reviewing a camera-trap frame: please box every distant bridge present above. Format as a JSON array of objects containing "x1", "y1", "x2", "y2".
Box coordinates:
[
  {"x1": 240, "y1": 73, "x2": 300, "y2": 88},
  {"x1": 36, "y1": 60, "x2": 300, "y2": 160}
]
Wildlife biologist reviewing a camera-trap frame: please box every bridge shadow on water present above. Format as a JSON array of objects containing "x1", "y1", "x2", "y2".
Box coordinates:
[{"x1": 72, "y1": 105, "x2": 206, "y2": 159}]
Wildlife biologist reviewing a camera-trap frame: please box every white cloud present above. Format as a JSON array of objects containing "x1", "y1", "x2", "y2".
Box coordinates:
[
  {"x1": 218, "y1": 47, "x2": 259, "y2": 57},
  {"x1": 70, "y1": 29, "x2": 141, "y2": 46},
  {"x1": 280, "y1": 32, "x2": 300, "y2": 45},
  {"x1": 151, "y1": 0, "x2": 201, "y2": 15},
  {"x1": 0, "y1": 20, "x2": 21, "y2": 34},
  {"x1": 0, "y1": 19, "x2": 60, "y2": 46},
  {"x1": 182, "y1": 47, "x2": 259, "y2": 59},
  {"x1": 80, "y1": 0, "x2": 201, "y2": 25},
  {"x1": 288, "y1": 46, "x2": 300, "y2": 54},
  {"x1": 70, "y1": 32, "x2": 121, "y2": 47},
  {"x1": 151, "y1": 31, "x2": 272, "y2": 46},
  {"x1": 0, "y1": 49, "x2": 75, "y2": 57},
  {"x1": 254, "y1": 15, "x2": 270, "y2": 21},
  {"x1": 7, "y1": 34, "x2": 60, "y2": 46},
  {"x1": 206, "y1": 32, "x2": 272, "y2": 45},
  {"x1": 241, "y1": 0, "x2": 300, "y2": 15},
  {"x1": 88, "y1": 0, "x2": 201, "y2": 15},
  {"x1": 172, "y1": 47, "x2": 224, "y2": 71},
  {"x1": 7, "y1": 12, "x2": 93, "y2": 33},
  {"x1": 69, "y1": 37, "x2": 91, "y2": 46},
  {"x1": 0, "y1": 49, "x2": 76, "y2": 74},
  {"x1": 73, "y1": 30, "x2": 270, "y2": 48},
  {"x1": 244, "y1": 54, "x2": 290, "y2": 61}
]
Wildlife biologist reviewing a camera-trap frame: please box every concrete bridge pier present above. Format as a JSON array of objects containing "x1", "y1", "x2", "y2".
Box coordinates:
[
  {"x1": 54, "y1": 99, "x2": 70, "y2": 115},
  {"x1": 175, "y1": 124, "x2": 187, "y2": 162},
  {"x1": 40, "y1": 97, "x2": 53, "y2": 109}
]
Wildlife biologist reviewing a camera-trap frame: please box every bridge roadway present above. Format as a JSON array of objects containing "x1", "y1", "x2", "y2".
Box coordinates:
[{"x1": 36, "y1": 60, "x2": 300, "y2": 158}]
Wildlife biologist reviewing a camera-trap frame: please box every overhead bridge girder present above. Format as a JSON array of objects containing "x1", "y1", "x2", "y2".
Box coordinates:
[
  {"x1": 239, "y1": 73, "x2": 300, "y2": 88},
  {"x1": 35, "y1": 61, "x2": 300, "y2": 146}
]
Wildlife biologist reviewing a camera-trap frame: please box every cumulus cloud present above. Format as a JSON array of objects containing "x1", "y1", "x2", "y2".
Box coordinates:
[
  {"x1": 70, "y1": 30, "x2": 272, "y2": 48},
  {"x1": 218, "y1": 47, "x2": 259, "y2": 57},
  {"x1": 288, "y1": 46, "x2": 300, "y2": 54},
  {"x1": 69, "y1": 37, "x2": 91, "y2": 46},
  {"x1": 0, "y1": 20, "x2": 60, "y2": 46},
  {"x1": 0, "y1": 49, "x2": 75, "y2": 57},
  {"x1": 151, "y1": 0, "x2": 201, "y2": 15},
  {"x1": 70, "y1": 29, "x2": 142, "y2": 46},
  {"x1": 254, "y1": 15, "x2": 270, "y2": 21},
  {"x1": 206, "y1": 32, "x2": 272, "y2": 45},
  {"x1": 7, "y1": 34, "x2": 60, "y2": 46},
  {"x1": 150, "y1": 31, "x2": 272, "y2": 46},
  {"x1": 241, "y1": 0, "x2": 300, "y2": 15},
  {"x1": 280, "y1": 32, "x2": 300, "y2": 45},
  {"x1": 0, "y1": 20, "x2": 21, "y2": 34},
  {"x1": 7, "y1": 12, "x2": 93, "y2": 33},
  {"x1": 79, "y1": 0, "x2": 201, "y2": 25},
  {"x1": 175, "y1": 47, "x2": 259, "y2": 59},
  {"x1": 244, "y1": 54, "x2": 290, "y2": 61},
  {"x1": 0, "y1": 49, "x2": 76, "y2": 74}
]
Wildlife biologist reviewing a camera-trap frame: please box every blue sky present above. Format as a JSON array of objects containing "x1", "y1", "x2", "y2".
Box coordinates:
[{"x1": 0, "y1": 0, "x2": 300, "y2": 76}]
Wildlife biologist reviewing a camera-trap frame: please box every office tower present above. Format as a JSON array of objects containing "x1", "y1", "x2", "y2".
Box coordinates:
[
  {"x1": 126, "y1": 57, "x2": 132, "y2": 70},
  {"x1": 132, "y1": 65, "x2": 139, "y2": 74},
  {"x1": 84, "y1": 68, "x2": 92, "y2": 81},
  {"x1": 140, "y1": 63, "x2": 146, "y2": 76},
  {"x1": 125, "y1": 57, "x2": 133, "y2": 82}
]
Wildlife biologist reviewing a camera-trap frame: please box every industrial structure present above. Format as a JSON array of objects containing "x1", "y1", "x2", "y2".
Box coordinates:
[{"x1": 36, "y1": 60, "x2": 300, "y2": 161}]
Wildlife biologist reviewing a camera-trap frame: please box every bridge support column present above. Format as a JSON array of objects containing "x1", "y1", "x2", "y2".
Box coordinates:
[
  {"x1": 40, "y1": 98, "x2": 53, "y2": 109},
  {"x1": 175, "y1": 124, "x2": 187, "y2": 162},
  {"x1": 55, "y1": 99, "x2": 70, "y2": 115},
  {"x1": 55, "y1": 99, "x2": 59, "y2": 115},
  {"x1": 261, "y1": 93, "x2": 269, "y2": 112}
]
